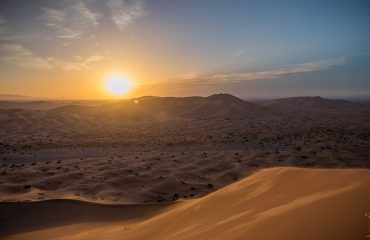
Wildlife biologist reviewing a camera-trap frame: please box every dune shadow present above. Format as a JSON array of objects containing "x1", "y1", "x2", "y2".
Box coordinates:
[{"x1": 0, "y1": 199, "x2": 174, "y2": 237}]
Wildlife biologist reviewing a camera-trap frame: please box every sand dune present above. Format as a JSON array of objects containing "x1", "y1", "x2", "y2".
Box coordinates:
[
  {"x1": 266, "y1": 96, "x2": 370, "y2": 115},
  {"x1": 1, "y1": 168, "x2": 369, "y2": 240},
  {"x1": 49, "y1": 94, "x2": 267, "y2": 120},
  {"x1": 1, "y1": 95, "x2": 369, "y2": 204},
  {"x1": 0, "y1": 109, "x2": 99, "y2": 134},
  {"x1": 1, "y1": 96, "x2": 369, "y2": 239},
  {"x1": 49, "y1": 95, "x2": 370, "y2": 120},
  {"x1": 0, "y1": 99, "x2": 114, "y2": 111}
]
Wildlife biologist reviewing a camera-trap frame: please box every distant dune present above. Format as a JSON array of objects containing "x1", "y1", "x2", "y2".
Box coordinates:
[
  {"x1": 0, "y1": 94, "x2": 38, "y2": 100},
  {"x1": 0, "y1": 99, "x2": 115, "y2": 111},
  {"x1": 49, "y1": 94, "x2": 265, "y2": 120},
  {"x1": 0, "y1": 109, "x2": 99, "y2": 134},
  {"x1": 49, "y1": 94, "x2": 370, "y2": 120},
  {"x1": 1, "y1": 168, "x2": 369, "y2": 240},
  {"x1": 266, "y1": 96, "x2": 365, "y2": 111}
]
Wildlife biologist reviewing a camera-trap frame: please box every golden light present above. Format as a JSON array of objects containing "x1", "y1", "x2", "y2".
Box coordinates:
[{"x1": 105, "y1": 74, "x2": 133, "y2": 97}]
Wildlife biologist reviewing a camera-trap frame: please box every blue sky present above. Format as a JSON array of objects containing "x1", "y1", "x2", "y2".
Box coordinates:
[{"x1": 0, "y1": 0, "x2": 369, "y2": 98}]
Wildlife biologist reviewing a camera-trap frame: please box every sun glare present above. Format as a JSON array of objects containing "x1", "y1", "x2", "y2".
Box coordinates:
[{"x1": 105, "y1": 74, "x2": 133, "y2": 97}]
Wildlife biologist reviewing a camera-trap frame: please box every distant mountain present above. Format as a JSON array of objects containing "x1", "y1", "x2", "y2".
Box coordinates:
[
  {"x1": 340, "y1": 95, "x2": 370, "y2": 103},
  {"x1": 0, "y1": 94, "x2": 37, "y2": 100},
  {"x1": 172, "y1": 94, "x2": 262, "y2": 119},
  {"x1": 270, "y1": 96, "x2": 347, "y2": 107},
  {"x1": 49, "y1": 94, "x2": 370, "y2": 120},
  {"x1": 50, "y1": 94, "x2": 265, "y2": 120},
  {"x1": 267, "y1": 96, "x2": 367, "y2": 112}
]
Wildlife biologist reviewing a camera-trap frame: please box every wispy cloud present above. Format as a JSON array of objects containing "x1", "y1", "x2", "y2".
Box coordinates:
[
  {"x1": 172, "y1": 58, "x2": 346, "y2": 85},
  {"x1": 0, "y1": 44, "x2": 53, "y2": 70},
  {"x1": 41, "y1": 0, "x2": 99, "y2": 39},
  {"x1": 0, "y1": 43, "x2": 105, "y2": 71},
  {"x1": 0, "y1": 15, "x2": 5, "y2": 34},
  {"x1": 0, "y1": 15, "x2": 46, "y2": 42},
  {"x1": 3, "y1": 0, "x2": 145, "y2": 43},
  {"x1": 0, "y1": 15, "x2": 11, "y2": 41},
  {"x1": 74, "y1": 0, "x2": 100, "y2": 26},
  {"x1": 107, "y1": 0, "x2": 146, "y2": 30},
  {"x1": 47, "y1": 54, "x2": 105, "y2": 71}
]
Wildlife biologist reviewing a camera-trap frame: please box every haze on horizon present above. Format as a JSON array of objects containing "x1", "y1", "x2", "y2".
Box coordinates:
[{"x1": 0, "y1": 0, "x2": 369, "y2": 99}]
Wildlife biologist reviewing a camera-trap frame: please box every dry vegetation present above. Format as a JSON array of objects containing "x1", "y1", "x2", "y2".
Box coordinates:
[{"x1": 0, "y1": 95, "x2": 369, "y2": 203}]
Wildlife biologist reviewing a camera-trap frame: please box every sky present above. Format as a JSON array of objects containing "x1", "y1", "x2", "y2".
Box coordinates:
[{"x1": 0, "y1": 0, "x2": 369, "y2": 99}]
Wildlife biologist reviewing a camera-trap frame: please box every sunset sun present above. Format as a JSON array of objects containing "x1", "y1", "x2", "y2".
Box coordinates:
[{"x1": 105, "y1": 74, "x2": 133, "y2": 97}]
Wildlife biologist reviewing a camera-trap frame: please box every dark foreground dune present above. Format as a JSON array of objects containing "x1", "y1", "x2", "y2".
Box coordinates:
[{"x1": 1, "y1": 167, "x2": 369, "y2": 240}]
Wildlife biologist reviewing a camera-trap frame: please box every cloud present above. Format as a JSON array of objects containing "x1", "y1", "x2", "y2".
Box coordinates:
[
  {"x1": 0, "y1": 15, "x2": 46, "y2": 42},
  {"x1": 41, "y1": 0, "x2": 99, "y2": 39},
  {"x1": 41, "y1": 0, "x2": 145, "y2": 36},
  {"x1": 172, "y1": 58, "x2": 346, "y2": 85},
  {"x1": 0, "y1": 44, "x2": 53, "y2": 70},
  {"x1": 107, "y1": 0, "x2": 146, "y2": 30},
  {"x1": 0, "y1": 15, "x2": 11, "y2": 40},
  {"x1": 0, "y1": 43, "x2": 104, "y2": 71},
  {"x1": 0, "y1": 15, "x2": 5, "y2": 33},
  {"x1": 74, "y1": 0, "x2": 100, "y2": 26},
  {"x1": 47, "y1": 54, "x2": 105, "y2": 71},
  {"x1": 3, "y1": 0, "x2": 145, "y2": 43}
]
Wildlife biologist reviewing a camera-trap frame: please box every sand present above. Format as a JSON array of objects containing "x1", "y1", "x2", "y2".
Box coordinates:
[
  {"x1": 0, "y1": 97, "x2": 369, "y2": 204},
  {"x1": 0, "y1": 95, "x2": 369, "y2": 239},
  {"x1": 1, "y1": 168, "x2": 369, "y2": 240}
]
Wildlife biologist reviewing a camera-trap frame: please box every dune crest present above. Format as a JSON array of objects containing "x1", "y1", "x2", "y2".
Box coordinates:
[{"x1": 1, "y1": 167, "x2": 369, "y2": 240}]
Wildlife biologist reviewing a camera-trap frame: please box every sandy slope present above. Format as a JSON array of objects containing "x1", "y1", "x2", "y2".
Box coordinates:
[{"x1": 1, "y1": 167, "x2": 369, "y2": 240}]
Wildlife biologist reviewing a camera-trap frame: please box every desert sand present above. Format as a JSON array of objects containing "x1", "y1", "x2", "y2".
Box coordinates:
[
  {"x1": 0, "y1": 95, "x2": 369, "y2": 239},
  {"x1": 1, "y1": 168, "x2": 369, "y2": 240},
  {"x1": 1, "y1": 95, "x2": 369, "y2": 204}
]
